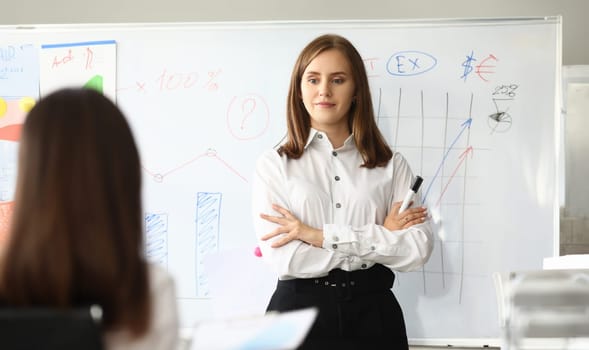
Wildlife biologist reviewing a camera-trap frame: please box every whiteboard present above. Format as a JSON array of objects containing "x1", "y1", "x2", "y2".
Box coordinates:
[{"x1": 0, "y1": 18, "x2": 561, "y2": 344}]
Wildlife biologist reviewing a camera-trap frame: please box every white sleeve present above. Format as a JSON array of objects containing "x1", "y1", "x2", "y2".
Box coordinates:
[
  {"x1": 103, "y1": 264, "x2": 179, "y2": 350},
  {"x1": 252, "y1": 150, "x2": 351, "y2": 279},
  {"x1": 322, "y1": 153, "x2": 434, "y2": 272},
  {"x1": 147, "y1": 265, "x2": 179, "y2": 350}
]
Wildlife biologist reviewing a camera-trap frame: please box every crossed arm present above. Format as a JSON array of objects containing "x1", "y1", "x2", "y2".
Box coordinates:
[{"x1": 260, "y1": 202, "x2": 428, "y2": 248}]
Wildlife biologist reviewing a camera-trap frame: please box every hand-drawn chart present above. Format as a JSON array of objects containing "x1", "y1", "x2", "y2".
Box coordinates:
[
  {"x1": 39, "y1": 40, "x2": 117, "y2": 99},
  {"x1": 195, "y1": 192, "x2": 222, "y2": 297},
  {"x1": 145, "y1": 212, "x2": 169, "y2": 266},
  {"x1": 0, "y1": 43, "x2": 38, "y2": 241},
  {"x1": 1, "y1": 19, "x2": 559, "y2": 343}
]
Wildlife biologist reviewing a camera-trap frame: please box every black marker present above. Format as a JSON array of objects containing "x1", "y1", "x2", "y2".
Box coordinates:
[{"x1": 399, "y1": 176, "x2": 423, "y2": 213}]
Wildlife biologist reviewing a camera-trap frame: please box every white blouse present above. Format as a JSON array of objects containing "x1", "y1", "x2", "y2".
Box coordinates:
[
  {"x1": 252, "y1": 128, "x2": 434, "y2": 280},
  {"x1": 104, "y1": 263, "x2": 179, "y2": 350}
]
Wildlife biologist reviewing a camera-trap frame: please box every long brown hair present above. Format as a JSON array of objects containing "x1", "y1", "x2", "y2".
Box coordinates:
[
  {"x1": 0, "y1": 88, "x2": 150, "y2": 336},
  {"x1": 279, "y1": 34, "x2": 392, "y2": 168}
]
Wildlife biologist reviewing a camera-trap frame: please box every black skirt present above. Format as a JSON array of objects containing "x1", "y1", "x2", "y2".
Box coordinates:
[{"x1": 266, "y1": 264, "x2": 408, "y2": 350}]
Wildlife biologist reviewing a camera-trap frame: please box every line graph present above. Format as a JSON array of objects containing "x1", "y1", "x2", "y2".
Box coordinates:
[
  {"x1": 141, "y1": 148, "x2": 248, "y2": 183},
  {"x1": 435, "y1": 146, "x2": 474, "y2": 208},
  {"x1": 422, "y1": 116, "x2": 473, "y2": 204},
  {"x1": 377, "y1": 88, "x2": 483, "y2": 303}
]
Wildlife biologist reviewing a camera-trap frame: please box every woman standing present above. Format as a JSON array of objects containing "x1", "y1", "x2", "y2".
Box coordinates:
[{"x1": 252, "y1": 34, "x2": 433, "y2": 349}]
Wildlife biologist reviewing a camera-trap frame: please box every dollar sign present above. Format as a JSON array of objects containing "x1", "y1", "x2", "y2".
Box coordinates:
[{"x1": 460, "y1": 51, "x2": 476, "y2": 81}]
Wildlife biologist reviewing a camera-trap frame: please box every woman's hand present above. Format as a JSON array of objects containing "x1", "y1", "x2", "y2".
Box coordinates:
[
  {"x1": 260, "y1": 204, "x2": 323, "y2": 248},
  {"x1": 384, "y1": 201, "x2": 428, "y2": 231}
]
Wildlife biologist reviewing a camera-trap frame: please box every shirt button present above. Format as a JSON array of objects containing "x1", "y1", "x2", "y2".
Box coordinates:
[
  {"x1": 334, "y1": 176, "x2": 340, "y2": 181},
  {"x1": 317, "y1": 134, "x2": 323, "y2": 139},
  {"x1": 332, "y1": 244, "x2": 338, "y2": 249},
  {"x1": 335, "y1": 203, "x2": 341, "y2": 208},
  {"x1": 333, "y1": 236, "x2": 339, "y2": 242},
  {"x1": 370, "y1": 246, "x2": 376, "y2": 251},
  {"x1": 332, "y1": 151, "x2": 338, "y2": 156},
  {"x1": 361, "y1": 263, "x2": 367, "y2": 269}
]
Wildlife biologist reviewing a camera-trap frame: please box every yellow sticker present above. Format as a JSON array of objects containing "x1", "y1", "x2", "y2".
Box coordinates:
[
  {"x1": 19, "y1": 96, "x2": 36, "y2": 113},
  {"x1": 0, "y1": 98, "x2": 7, "y2": 118}
]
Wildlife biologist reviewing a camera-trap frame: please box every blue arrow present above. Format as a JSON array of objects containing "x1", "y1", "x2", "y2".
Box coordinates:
[{"x1": 422, "y1": 117, "x2": 472, "y2": 203}]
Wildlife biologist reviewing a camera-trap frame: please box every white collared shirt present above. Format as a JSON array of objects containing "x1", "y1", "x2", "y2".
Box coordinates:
[{"x1": 252, "y1": 128, "x2": 433, "y2": 280}]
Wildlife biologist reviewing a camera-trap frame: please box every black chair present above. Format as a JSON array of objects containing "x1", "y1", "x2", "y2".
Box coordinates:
[{"x1": 0, "y1": 304, "x2": 104, "y2": 350}]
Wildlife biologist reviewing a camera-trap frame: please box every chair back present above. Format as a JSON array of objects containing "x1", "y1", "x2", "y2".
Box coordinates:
[
  {"x1": 0, "y1": 304, "x2": 104, "y2": 350},
  {"x1": 494, "y1": 270, "x2": 589, "y2": 349}
]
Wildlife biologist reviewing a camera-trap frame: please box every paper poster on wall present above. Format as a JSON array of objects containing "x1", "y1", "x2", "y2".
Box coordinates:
[
  {"x1": 0, "y1": 42, "x2": 38, "y2": 141},
  {"x1": 39, "y1": 40, "x2": 116, "y2": 101},
  {"x1": 0, "y1": 42, "x2": 39, "y2": 243}
]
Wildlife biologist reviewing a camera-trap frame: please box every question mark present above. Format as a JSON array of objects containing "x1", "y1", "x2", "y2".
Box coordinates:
[{"x1": 240, "y1": 98, "x2": 256, "y2": 130}]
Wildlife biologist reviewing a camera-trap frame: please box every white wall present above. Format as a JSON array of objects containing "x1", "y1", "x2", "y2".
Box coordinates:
[{"x1": 1, "y1": 0, "x2": 588, "y2": 64}]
